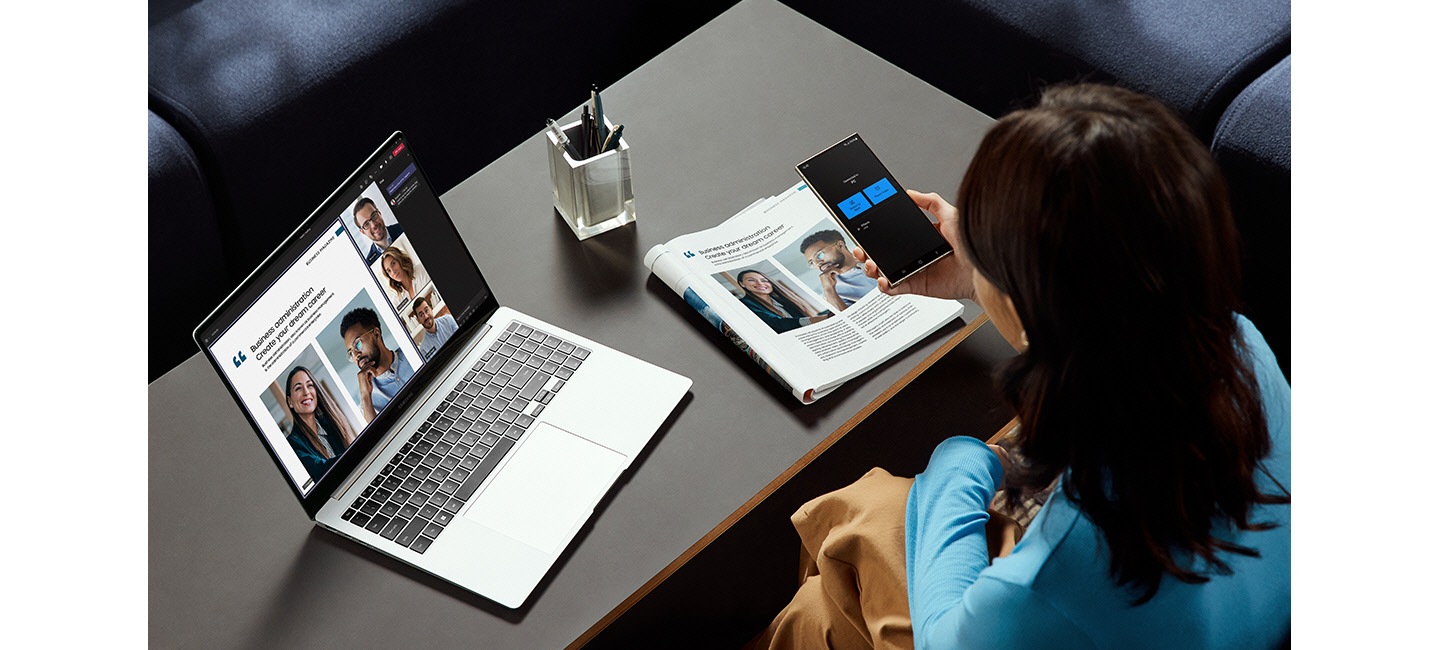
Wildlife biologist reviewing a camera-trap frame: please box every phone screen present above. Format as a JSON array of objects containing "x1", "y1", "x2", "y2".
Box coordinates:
[{"x1": 796, "y1": 134, "x2": 951, "y2": 285}]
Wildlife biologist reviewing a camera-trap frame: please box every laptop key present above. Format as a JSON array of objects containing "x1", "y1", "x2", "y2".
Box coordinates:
[
  {"x1": 423, "y1": 522, "x2": 445, "y2": 538},
  {"x1": 575, "y1": 347, "x2": 590, "y2": 360},
  {"x1": 366, "y1": 515, "x2": 390, "y2": 535},
  {"x1": 410, "y1": 466, "x2": 431, "y2": 481},
  {"x1": 380, "y1": 517, "x2": 407, "y2": 541},
  {"x1": 398, "y1": 504, "x2": 419, "y2": 520},
  {"x1": 396, "y1": 519, "x2": 426, "y2": 547},
  {"x1": 516, "y1": 324, "x2": 533, "y2": 337},
  {"x1": 352, "y1": 513, "x2": 371, "y2": 528},
  {"x1": 435, "y1": 506, "x2": 457, "y2": 523},
  {"x1": 419, "y1": 504, "x2": 439, "y2": 520},
  {"x1": 342, "y1": 508, "x2": 357, "y2": 521},
  {"x1": 482, "y1": 355, "x2": 505, "y2": 374},
  {"x1": 518, "y1": 375, "x2": 545, "y2": 401},
  {"x1": 445, "y1": 497, "x2": 466, "y2": 513},
  {"x1": 455, "y1": 436, "x2": 516, "y2": 501},
  {"x1": 410, "y1": 535, "x2": 434, "y2": 554},
  {"x1": 379, "y1": 502, "x2": 401, "y2": 518},
  {"x1": 509, "y1": 366, "x2": 535, "y2": 388}
]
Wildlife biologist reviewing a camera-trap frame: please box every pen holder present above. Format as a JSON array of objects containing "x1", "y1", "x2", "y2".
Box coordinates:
[{"x1": 546, "y1": 117, "x2": 635, "y2": 240}]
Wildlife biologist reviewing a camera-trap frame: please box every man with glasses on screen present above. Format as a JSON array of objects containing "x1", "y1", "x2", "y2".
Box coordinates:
[
  {"x1": 798, "y1": 229, "x2": 878, "y2": 312},
  {"x1": 353, "y1": 198, "x2": 405, "y2": 265},
  {"x1": 340, "y1": 307, "x2": 414, "y2": 423}
]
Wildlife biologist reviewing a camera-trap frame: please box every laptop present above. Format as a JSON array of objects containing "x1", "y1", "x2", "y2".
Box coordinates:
[{"x1": 194, "y1": 131, "x2": 691, "y2": 608}]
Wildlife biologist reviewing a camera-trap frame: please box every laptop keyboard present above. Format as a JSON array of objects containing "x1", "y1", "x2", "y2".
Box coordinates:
[{"x1": 341, "y1": 320, "x2": 591, "y2": 554}]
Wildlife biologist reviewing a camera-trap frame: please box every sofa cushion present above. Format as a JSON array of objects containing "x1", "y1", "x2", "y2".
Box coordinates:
[
  {"x1": 149, "y1": 0, "x2": 736, "y2": 279},
  {"x1": 1212, "y1": 56, "x2": 1291, "y2": 374},
  {"x1": 149, "y1": 110, "x2": 228, "y2": 381},
  {"x1": 782, "y1": 0, "x2": 1289, "y2": 137}
]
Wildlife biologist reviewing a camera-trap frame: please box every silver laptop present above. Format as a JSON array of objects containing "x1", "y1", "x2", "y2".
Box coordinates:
[{"x1": 194, "y1": 132, "x2": 690, "y2": 608}]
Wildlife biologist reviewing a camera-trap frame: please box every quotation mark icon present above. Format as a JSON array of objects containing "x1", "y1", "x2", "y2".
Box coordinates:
[{"x1": 232, "y1": 351, "x2": 247, "y2": 368}]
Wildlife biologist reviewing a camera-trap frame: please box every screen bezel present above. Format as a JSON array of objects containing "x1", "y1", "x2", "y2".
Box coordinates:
[
  {"x1": 795, "y1": 133, "x2": 953, "y2": 286},
  {"x1": 192, "y1": 131, "x2": 500, "y2": 519}
]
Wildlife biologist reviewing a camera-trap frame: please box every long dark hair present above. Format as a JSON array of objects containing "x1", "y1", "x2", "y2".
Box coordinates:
[
  {"x1": 735, "y1": 269, "x2": 823, "y2": 319},
  {"x1": 958, "y1": 84, "x2": 1288, "y2": 603},
  {"x1": 284, "y1": 366, "x2": 358, "y2": 458}
]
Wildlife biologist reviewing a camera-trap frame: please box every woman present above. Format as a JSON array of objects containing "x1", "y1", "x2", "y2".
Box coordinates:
[
  {"x1": 379, "y1": 245, "x2": 431, "y2": 305},
  {"x1": 755, "y1": 84, "x2": 1290, "y2": 648},
  {"x1": 283, "y1": 365, "x2": 360, "y2": 481},
  {"x1": 735, "y1": 269, "x2": 832, "y2": 333}
]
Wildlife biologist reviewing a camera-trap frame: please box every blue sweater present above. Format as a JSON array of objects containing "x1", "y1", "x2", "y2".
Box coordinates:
[{"x1": 906, "y1": 317, "x2": 1290, "y2": 648}]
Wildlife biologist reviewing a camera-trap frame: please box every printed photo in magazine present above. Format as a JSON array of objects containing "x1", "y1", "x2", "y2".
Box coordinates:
[{"x1": 645, "y1": 181, "x2": 963, "y2": 403}]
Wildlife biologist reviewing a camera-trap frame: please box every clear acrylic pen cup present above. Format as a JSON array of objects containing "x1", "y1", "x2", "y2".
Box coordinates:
[{"x1": 546, "y1": 117, "x2": 635, "y2": 240}]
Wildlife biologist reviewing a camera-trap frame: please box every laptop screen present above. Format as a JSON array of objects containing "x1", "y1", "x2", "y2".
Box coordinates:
[{"x1": 197, "y1": 133, "x2": 493, "y2": 496}]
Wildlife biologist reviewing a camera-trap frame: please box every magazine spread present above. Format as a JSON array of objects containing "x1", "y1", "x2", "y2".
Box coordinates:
[{"x1": 644, "y1": 182, "x2": 964, "y2": 403}]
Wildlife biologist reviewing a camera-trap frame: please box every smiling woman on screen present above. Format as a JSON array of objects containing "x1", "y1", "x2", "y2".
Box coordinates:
[{"x1": 283, "y1": 366, "x2": 359, "y2": 482}]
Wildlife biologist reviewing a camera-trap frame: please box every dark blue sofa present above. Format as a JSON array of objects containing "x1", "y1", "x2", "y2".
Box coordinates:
[{"x1": 149, "y1": 0, "x2": 1290, "y2": 380}]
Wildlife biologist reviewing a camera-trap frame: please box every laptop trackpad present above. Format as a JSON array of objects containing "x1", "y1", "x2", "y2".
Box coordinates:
[{"x1": 464, "y1": 423, "x2": 626, "y2": 554}]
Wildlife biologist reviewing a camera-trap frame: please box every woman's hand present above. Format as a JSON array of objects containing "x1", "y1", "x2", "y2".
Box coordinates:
[
  {"x1": 987, "y1": 443, "x2": 1011, "y2": 480},
  {"x1": 855, "y1": 190, "x2": 977, "y2": 302}
]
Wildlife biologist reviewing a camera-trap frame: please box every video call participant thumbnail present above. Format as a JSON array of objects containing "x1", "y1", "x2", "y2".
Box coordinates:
[
  {"x1": 340, "y1": 307, "x2": 414, "y2": 423},
  {"x1": 354, "y1": 197, "x2": 404, "y2": 265},
  {"x1": 413, "y1": 295, "x2": 457, "y2": 361},
  {"x1": 283, "y1": 366, "x2": 359, "y2": 481},
  {"x1": 379, "y1": 244, "x2": 431, "y2": 306},
  {"x1": 799, "y1": 229, "x2": 878, "y2": 311}
]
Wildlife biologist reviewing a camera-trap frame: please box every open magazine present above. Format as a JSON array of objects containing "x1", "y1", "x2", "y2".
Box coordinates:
[{"x1": 645, "y1": 182, "x2": 964, "y2": 403}]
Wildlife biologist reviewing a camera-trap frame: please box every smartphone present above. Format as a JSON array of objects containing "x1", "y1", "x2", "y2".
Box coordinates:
[{"x1": 795, "y1": 133, "x2": 952, "y2": 286}]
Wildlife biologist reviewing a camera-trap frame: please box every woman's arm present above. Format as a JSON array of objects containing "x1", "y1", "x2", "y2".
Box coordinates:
[{"x1": 907, "y1": 436, "x2": 1004, "y2": 639}]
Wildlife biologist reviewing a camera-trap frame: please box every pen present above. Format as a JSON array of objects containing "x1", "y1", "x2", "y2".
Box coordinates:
[
  {"x1": 580, "y1": 105, "x2": 593, "y2": 158},
  {"x1": 546, "y1": 118, "x2": 579, "y2": 159},
  {"x1": 591, "y1": 85, "x2": 605, "y2": 153},
  {"x1": 600, "y1": 124, "x2": 623, "y2": 152}
]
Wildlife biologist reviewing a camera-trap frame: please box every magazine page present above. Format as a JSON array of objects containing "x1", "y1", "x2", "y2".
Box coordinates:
[{"x1": 646, "y1": 182, "x2": 963, "y2": 402}]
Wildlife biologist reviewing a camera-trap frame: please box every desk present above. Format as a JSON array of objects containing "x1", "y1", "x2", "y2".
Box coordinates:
[{"x1": 149, "y1": 1, "x2": 1009, "y2": 646}]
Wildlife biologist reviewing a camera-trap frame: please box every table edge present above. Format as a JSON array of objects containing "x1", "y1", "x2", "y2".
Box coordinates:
[{"x1": 567, "y1": 312, "x2": 1015, "y2": 648}]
